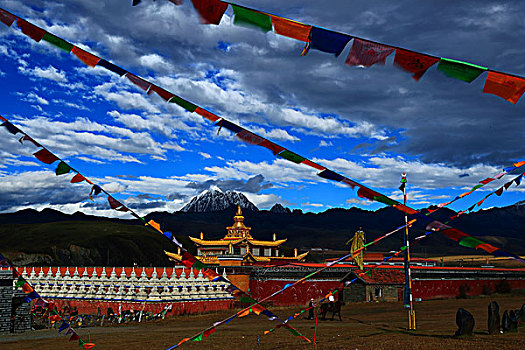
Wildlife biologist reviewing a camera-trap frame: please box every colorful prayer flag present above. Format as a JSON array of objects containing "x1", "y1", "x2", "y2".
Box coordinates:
[
  {"x1": 203, "y1": 327, "x2": 216, "y2": 338},
  {"x1": 301, "y1": 159, "x2": 326, "y2": 171},
  {"x1": 236, "y1": 130, "x2": 265, "y2": 145},
  {"x1": 16, "y1": 18, "x2": 45, "y2": 42},
  {"x1": 19, "y1": 135, "x2": 40, "y2": 146},
  {"x1": 58, "y1": 322, "x2": 69, "y2": 333},
  {"x1": 147, "y1": 219, "x2": 162, "y2": 232},
  {"x1": 190, "y1": 0, "x2": 228, "y2": 25},
  {"x1": 42, "y1": 32, "x2": 73, "y2": 52},
  {"x1": 270, "y1": 16, "x2": 311, "y2": 42},
  {"x1": 346, "y1": 38, "x2": 394, "y2": 67},
  {"x1": 232, "y1": 5, "x2": 272, "y2": 32},
  {"x1": 96, "y1": 59, "x2": 127, "y2": 76},
  {"x1": 148, "y1": 85, "x2": 175, "y2": 101},
  {"x1": 55, "y1": 161, "x2": 71, "y2": 175},
  {"x1": 195, "y1": 107, "x2": 220, "y2": 122},
  {"x1": 169, "y1": 95, "x2": 198, "y2": 112},
  {"x1": 219, "y1": 120, "x2": 243, "y2": 134},
  {"x1": 393, "y1": 49, "x2": 439, "y2": 81},
  {"x1": 318, "y1": 169, "x2": 344, "y2": 182},
  {"x1": 0, "y1": 8, "x2": 16, "y2": 27},
  {"x1": 1, "y1": 121, "x2": 20, "y2": 134},
  {"x1": 33, "y1": 149, "x2": 59, "y2": 164},
  {"x1": 69, "y1": 333, "x2": 80, "y2": 341},
  {"x1": 71, "y1": 46, "x2": 100, "y2": 67},
  {"x1": 70, "y1": 173, "x2": 86, "y2": 183},
  {"x1": 108, "y1": 196, "x2": 124, "y2": 210},
  {"x1": 308, "y1": 27, "x2": 352, "y2": 57},
  {"x1": 191, "y1": 333, "x2": 204, "y2": 341},
  {"x1": 277, "y1": 150, "x2": 305, "y2": 163},
  {"x1": 482, "y1": 71, "x2": 525, "y2": 104},
  {"x1": 437, "y1": 58, "x2": 487, "y2": 83},
  {"x1": 259, "y1": 139, "x2": 285, "y2": 155},
  {"x1": 125, "y1": 73, "x2": 151, "y2": 91}
]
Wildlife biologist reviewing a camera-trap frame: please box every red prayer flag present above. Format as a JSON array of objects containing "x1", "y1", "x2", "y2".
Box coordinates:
[
  {"x1": 271, "y1": 16, "x2": 311, "y2": 42},
  {"x1": 70, "y1": 173, "x2": 86, "y2": 183},
  {"x1": 33, "y1": 149, "x2": 59, "y2": 164},
  {"x1": 341, "y1": 177, "x2": 359, "y2": 190},
  {"x1": 71, "y1": 46, "x2": 100, "y2": 67},
  {"x1": 236, "y1": 130, "x2": 265, "y2": 145},
  {"x1": 181, "y1": 252, "x2": 197, "y2": 268},
  {"x1": 69, "y1": 333, "x2": 80, "y2": 341},
  {"x1": 301, "y1": 159, "x2": 326, "y2": 171},
  {"x1": 125, "y1": 73, "x2": 151, "y2": 91},
  {"x1": 0, "y1": 115, "x2": 6, "y2": 122},
  {"x1": 475, "y1": 243, "x2": 499, "y2": 254},
  {"x1": 346, "y1": 38, "x2": 394, "y2": 67},
  {"x1": 190, "y1": 0, "x2": 228, "y2": 25},
  {"x1": 393, "y1": 49, "x2": 439, "y2": 81},
  {"x1": 479, "y1": 177, "x2": 494, "y2": 185},
  {"x1": 195, "y1": 107, "x2": 220, "y2": 122},
  {"x1": 108, "y1": 196, "x2": 124, "y2": 210},
  {"x1": 259, "y1": 140, "x2": 285, "y2": 155},
  {"x1": 203, "y1": 327, "x2": 216, "y2": 338},
  {"x1": 168, "y1": 0, "x2": 183, "y2": 4},
  {"x1": 21, "y1": 283, "x2": 34, "y2": 293},
  {"x1": 0, "y1": 8, "x2": 16, "y2": 27},
  {"x1": 441, "y1": 228, "x2": 469, "y2": 242},
  {"x1": 357, "y1": 187, "x2": 380, "y2": 201},
  {"x1": 483, "y1": 71, "x2": 525, "y2": 104},
  {"x1": 19, "y1": 135, "x2": 40, "y2": 147},
  {"x1": 148, "y1": 85, "x2": 175, "y2": 101},
  {"x1": 16, "y1": 18, "x2": 46, "y2": 42}
]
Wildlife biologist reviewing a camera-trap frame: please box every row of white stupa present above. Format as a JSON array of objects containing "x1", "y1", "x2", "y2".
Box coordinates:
[{"x1": 17, "y1": 266, "x2": 233, "y2": 302}]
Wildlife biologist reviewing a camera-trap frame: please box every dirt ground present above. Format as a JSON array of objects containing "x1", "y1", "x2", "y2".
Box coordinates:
[{"x1": 1, "y1": 292, "x2": 524, "y2": 350}]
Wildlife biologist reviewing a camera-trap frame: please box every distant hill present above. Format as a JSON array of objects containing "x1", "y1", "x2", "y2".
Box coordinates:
[{"x1": 1, "y1": 200, "x2": 525, "y2": 266}]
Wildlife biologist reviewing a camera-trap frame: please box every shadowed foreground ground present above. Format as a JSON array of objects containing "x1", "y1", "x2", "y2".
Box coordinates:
[{"x1": 1, "y1": 292, "x2": 524, "y2": 350}]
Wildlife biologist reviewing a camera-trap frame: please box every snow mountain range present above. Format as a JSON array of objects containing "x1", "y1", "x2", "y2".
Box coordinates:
[{"x1": 180, "y1": 186, "x2": 259, "y2": 212}]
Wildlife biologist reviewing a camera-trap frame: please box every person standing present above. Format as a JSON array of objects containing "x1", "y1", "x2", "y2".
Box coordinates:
[{"x1": 307, "y1": 298, "x2": 315, "y2": 319}]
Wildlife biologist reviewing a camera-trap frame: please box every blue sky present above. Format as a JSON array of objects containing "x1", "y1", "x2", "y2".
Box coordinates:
[{"x1": 0, "y1": 0, "x2": 523, "y2": 217}]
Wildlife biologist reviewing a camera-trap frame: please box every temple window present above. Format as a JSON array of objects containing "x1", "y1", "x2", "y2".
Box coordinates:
[
  {"x1": 234, "y1": 247, "x2": 241, "y2": 255},
  {"x1": 252, "y1": 248, "x2": 259, "y2": 256},
  {"x1": 240, "y1": 247, "x2": 247, "y2": 255}
]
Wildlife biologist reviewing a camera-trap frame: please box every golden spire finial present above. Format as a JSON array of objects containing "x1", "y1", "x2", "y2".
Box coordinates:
[{"x1": 236, "y1": 205, "x2": 242, "y2": 216}]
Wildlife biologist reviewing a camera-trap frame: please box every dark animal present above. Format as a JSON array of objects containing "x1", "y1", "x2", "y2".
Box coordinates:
[
  {"x1": 488, "y1": 301, "x2": 500, "y2": 334},
  {"x1": 454, "y1": 308, "x2": 475, "y2": 337},
  {"x1": 320, "y1": 300, "x2": 343, "y2": 321}
]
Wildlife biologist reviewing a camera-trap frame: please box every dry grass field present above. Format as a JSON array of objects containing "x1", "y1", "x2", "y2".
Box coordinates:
[{"x1": 1, "y1": 292, "x2": 524, "y2": 350}]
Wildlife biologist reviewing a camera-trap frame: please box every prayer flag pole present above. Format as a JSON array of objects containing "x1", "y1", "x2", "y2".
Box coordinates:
[{"x1": 400, "y1": 172, "x2": 416, "y2": 330}]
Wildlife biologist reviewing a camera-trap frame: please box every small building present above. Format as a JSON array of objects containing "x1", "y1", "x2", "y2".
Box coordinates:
[
  {"x1": 166, "y1": 205, "x2": 308, "y2": 266},
  {"x1": 341, "y1": 269, "x2": 405, "y2": 303}
]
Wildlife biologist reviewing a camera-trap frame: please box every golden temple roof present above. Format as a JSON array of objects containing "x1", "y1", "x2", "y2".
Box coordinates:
[
  {"x1": 224, "y1": 205, "x2": 253, "y2": 239},
  {"x1": 164, "y1": 250, "x2": 309, "y2": 264},
  {"x1": 189, "y1": 236, "x2": 286, "y2": 247}
]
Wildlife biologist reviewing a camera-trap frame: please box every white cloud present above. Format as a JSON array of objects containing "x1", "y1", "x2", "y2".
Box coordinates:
[
  {"x1": 198, "y1": 152, "x2": 212, "y2": 159},
  {"x1": 19, "y1": 65, "x2": 67, "y2": 82}
]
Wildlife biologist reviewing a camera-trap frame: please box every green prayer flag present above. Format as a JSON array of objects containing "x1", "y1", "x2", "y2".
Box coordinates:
[
  {"x1": 168, "y1": 95, "x2": 197, "y2": 112},
  {"x1": 400, "y1": 245, "x2": 407, "y2": 251},
  {"x1": 471, "y1": 184, "x2": 483, "y2": 191},
  {"x1": 238, "y1": 296, "x2": 255, "y2": 303},
  {"x1": 373, "y1": 195, "x2": 398, "y2": 206},
  {"x1": 365, "y1": 270, "x2": 372, "y2": 276},
  {"x1": 42, "y1": 33, "x2": 73, "y2": 52},
  {"x1": 232, "y1": 5, "x2": 272, "y2": 32},
  {"x1": 192, "y1": 259, "x2": 207, "y2": 270},
  {"x1": 437, "y1": 58, "x2": 487, "y2": 83},
  {"x1": 287, "y1": 327, "x2": 301, "y2": 336},
  {"x1": 55, "y1": 161, "x2": 71, "y2": 175},
  {"x1": 15, "y1": 277, "x2": 25, "y2": 288},
  {"x1": 277, "y1": 150, "x2": 305, "y2": 164},
  {"x1": 459, "y1": 236, "x2": 485, "y2": 249},
  {"x1": 78, "y1": 339, "x2": 85, "y2": 347},
  {"x1": 192, "y1": 333, "x2": 204, "y2": 342}
]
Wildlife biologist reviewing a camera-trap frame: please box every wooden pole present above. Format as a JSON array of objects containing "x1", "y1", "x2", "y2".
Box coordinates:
[
  {"x1": 402, "y1": 172, "x2": 416, "y2": 330},
  {"x1": 313, "y1": 309, "x2": 319, "y2": 350}
]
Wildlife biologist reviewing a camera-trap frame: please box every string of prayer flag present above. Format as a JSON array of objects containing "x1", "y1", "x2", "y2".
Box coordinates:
[{"x1": 128, "y1": 1, "x2": 525, "y2": 102}]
